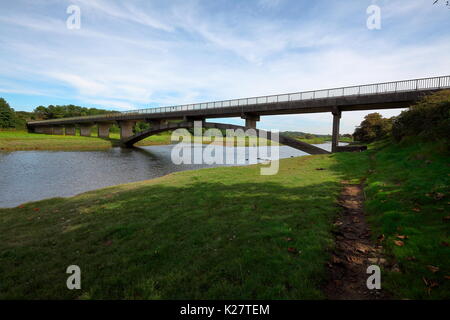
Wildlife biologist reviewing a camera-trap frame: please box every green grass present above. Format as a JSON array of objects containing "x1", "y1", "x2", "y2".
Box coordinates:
[
  {"x1": 353, "y1": 140, "x2": 450, "y2": 299},
  {"x1": 0, "y1": 139, "x2": 448, "y2": 299},
  {"x1": 298, "y1": 137, "x2": 329, "y2": 144},
  {"x1": 0, "y1": 130, "x2": 173, "y2": 151},
  {"x1": 0, "y1": 131, "x2": 274, "y2": 151},
  {"x1": 298, "y1": 137, "x2": 353, "y2": 144},
  {"x1": 0, "y1": 154, "x2": 352, "y2": 299}
]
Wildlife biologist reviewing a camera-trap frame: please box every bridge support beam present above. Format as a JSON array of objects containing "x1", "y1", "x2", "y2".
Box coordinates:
[
  {"x1": 97, "y1": 122, "x2": 112, "y2": 138},
  {"x1": 241, "y1": 114, "x2": 260, "y2": 129},
  {"x1": 331, "y1": 108, "x2": 341, "y2": 153},
  {"x1": 182, "y1": 116, "x2": 204, "y2": 124},
  {"x1": 52, "y1": 126, "x2": 64, "y2": 135},
  {"x1": 118, "y1": 120, "x2": 136, "y2": 140},
  {"x1": 80, "y1": 124, "x2": 93, "y2": 137},
  {"x1": 65, "y1": 125, "x2": 76, "y2": 136}
]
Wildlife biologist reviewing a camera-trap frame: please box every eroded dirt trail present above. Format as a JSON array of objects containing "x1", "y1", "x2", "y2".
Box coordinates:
[{"x1": 324, "y1": 181, "x2": 388, "y2": 300}]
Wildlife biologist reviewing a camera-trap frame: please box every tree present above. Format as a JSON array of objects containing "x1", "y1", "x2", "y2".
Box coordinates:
[
  {"x1": 33, "y1": 105, "x2": 119, "y2": 120},
  {"x1": 0, "y1": 98, "x2": 16, "y2": 128},
  {"x1": 353, "y1": 113, "x2": 392, "y2": 143},
  {"x1": 392, "y1": 90, "x2": 450, "y2": 143}
]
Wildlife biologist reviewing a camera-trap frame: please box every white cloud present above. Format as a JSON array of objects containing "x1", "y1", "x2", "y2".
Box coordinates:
[{"x1": 0, "y1": 0, "x2": 449, "y2": 134}]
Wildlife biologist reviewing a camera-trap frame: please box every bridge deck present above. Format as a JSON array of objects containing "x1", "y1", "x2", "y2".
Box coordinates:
[{"x1": 27, "y1": 75, "x2": 450, "y2": 127}]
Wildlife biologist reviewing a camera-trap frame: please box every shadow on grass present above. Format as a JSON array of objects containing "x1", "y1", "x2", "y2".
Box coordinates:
[{"x1": 0, "y1": 177, "x2": 342, "y2": 300}]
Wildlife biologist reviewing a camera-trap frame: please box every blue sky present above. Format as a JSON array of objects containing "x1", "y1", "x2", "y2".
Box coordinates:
[{"x1": 0, "y1": 0, "x2": 449, "y2": 133}]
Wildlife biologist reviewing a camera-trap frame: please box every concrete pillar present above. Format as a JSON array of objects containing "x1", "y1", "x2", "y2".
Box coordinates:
[
  {"x1": 80, "y1": 124, "x2": 92, "y2": 137},
  {"x1": 241, "y1": 114, "x2": 260, "y2": 129},
  {"x1": 52, "y1": 126, "x2": 64, "y2": 135},
  {"x1": 97, "y1": 123, "x2": 112, "y2": 138},
  {"x1": 245, "y1": 118, "x2": 257, "y2": 129},
  {"x1": 332, "y1": 108, "x2": 341, "y2": 153},
  {"x1": 118, "y1": 121, "x2": 136, "y2": 140},
  {"x1": 65, "y1": 126, "x2": 76, "y2": 136}
]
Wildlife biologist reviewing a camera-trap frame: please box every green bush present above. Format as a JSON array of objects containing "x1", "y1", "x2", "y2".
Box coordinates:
[
  {"x1": 353, "y1": 113, "x2": 393, "y2": 143},
  {"x1": 392, "y1": 90, "x2": 450, "y2": 143},
  {"x1": 0, "y1": 98, "x2": 17, "y2": 128}
]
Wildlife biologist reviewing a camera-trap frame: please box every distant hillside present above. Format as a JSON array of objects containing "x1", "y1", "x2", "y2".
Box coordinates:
[{"x1": 281, "y1": 131, "x2": 353, "y2": 143}]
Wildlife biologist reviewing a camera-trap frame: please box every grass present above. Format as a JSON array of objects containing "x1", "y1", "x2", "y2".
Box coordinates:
[
  {"x1": 0, "y1": 138, "x2": 448, "y2": 299},
  {"x1": 0, "y1": 154, "x2": 352, "y2": 299},
  {"x1": 0, "y1": 130, "x2": 173, "y2": 151},
  {"x1": 0, "y1": 131, "x2": 275, "y2": 151},
  {"x1": 353, "y1": 140, "x2": 450, "y2": 299},
  {"x1": 298, "y1": 137, "x2": 353, "y2": 144}
]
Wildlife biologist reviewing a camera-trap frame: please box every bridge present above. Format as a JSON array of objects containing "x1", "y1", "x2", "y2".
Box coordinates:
[{"x1": 27, "y1": 75, "x2": 450, "y2": 154}]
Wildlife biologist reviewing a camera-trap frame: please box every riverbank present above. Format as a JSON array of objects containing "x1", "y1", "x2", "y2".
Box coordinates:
[
  {"x1": 0, "y1": 140, "x2": 448, "y2": 299},
  {"x1": 0, "y1": 131, "x2": 172, "y2": 151},
  {"x1": 0, "y1": 130, "x2": 347, "y2": 151}
]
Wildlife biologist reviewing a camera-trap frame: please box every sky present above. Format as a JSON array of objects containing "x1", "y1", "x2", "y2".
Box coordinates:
[{"x1": 0, "y1": 0, "x2": 449, "y2": 134}]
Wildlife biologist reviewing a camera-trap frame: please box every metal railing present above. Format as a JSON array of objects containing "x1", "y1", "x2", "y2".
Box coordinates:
[{"x1": 28, "y1": 75, "x2": 450, "y2": 124}]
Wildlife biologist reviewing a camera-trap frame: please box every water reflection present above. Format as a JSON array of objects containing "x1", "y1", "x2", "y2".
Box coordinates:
[{"x1": 0, "y1": 142, "x2": 341, "y2": 208}]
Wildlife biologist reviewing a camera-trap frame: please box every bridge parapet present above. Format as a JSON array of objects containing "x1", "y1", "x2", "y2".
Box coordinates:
[{"x1": 27, "y1": 75, "x2": 450, "y2": 127}]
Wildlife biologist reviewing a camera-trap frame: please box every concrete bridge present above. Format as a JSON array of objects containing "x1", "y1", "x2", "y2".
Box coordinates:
[{"x1": 27, "y1": 75, "x2": 450, "y2": 154}]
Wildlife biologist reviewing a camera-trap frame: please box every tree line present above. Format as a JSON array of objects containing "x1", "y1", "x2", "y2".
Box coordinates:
[
  {"x1": 0, "y1": 97, "x2": 119, "y2": 129},
  {"x1": 2, "y1": 91, "x2": 449, "y2": 146},
  {"x1": 353, "y1": 90, "x2": 450, "y2": 145}
]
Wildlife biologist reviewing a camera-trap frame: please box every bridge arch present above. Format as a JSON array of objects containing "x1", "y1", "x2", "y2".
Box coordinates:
[{"x1": 122, "y1": 121, "x2": 330, "y2": 155}]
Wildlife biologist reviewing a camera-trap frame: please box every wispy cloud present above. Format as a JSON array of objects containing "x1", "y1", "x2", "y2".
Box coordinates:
[{"x1": 0, "y1": 0, "x2": 449, "y2": 133}]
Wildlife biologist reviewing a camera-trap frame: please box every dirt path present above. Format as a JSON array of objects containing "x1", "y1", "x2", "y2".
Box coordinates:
[{"x1": 324, "y1": 181, "x2": 388, "y2": 300}]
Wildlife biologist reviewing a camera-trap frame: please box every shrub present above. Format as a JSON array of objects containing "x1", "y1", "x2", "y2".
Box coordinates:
[
  {"x1": 353, "y1": 113, "x2": 393, "y2": 143},
  {"x1": 0, "y1": 98, "x2": 16, "y2": 128},
  {"x1": 392, "y1": 90, "x2": 450, "y2": 143}
]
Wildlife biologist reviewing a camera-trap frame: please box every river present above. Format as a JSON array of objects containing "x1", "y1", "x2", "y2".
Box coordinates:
[{"x1": 0, "y1": 142, "x2": 341, "y2": 208}]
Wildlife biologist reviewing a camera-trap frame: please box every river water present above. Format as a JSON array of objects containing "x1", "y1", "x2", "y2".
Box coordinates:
[{"x1": 0, "y1": 143, "x2": 339, "y2": 208}]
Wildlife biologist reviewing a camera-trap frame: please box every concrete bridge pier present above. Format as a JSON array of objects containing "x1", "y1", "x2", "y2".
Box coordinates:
[
  {"x1": 65, "y1": 125, "x2": 76, "y2": 136},
  {"x1": 97, "y1": 122, "x2": 112, "y2": 138},
  {"x1": 118, "y1": 120, "x2": 136, "y2": 140},
  {"x1": 52, "y1": 126, "x2": 64, "y2": 135},
  {"x1": 331, "y1": 108, "x2": 341, "y2": 153},
  {"x1": 241, "y1": 114, "x2": 260, "y2": 129},
  {"x1": 80, "y1": 124, "x2": 93, "y2": 137}
]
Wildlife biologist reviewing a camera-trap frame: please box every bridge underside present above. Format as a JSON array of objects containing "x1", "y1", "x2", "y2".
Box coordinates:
[
  {"x1": 26, "y1": 76, "x2": 450, "y2": 155},
  {"x1": 123, "y1": 121, "x2": 331, "y2": 155}
]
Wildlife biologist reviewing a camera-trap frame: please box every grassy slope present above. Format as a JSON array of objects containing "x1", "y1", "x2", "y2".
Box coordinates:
[
  {"x1": 357, "y1": 141, "x2": 450, "y2": 299},
  {"x1": 297, "y1": 137, "x2": 353, "y2": 144},
  {"x1": 0, "y1": 131, "x2": 274, "y2": 151},
  {"x1": 0, "y1": 140, "x2": 448, "y2": 299},
  {"x1": 0, "y1": 131, "x2": 172, "y2": 151},
  {"x1": 0, "y1": 155, "x2": 354, "y2": 299}
]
